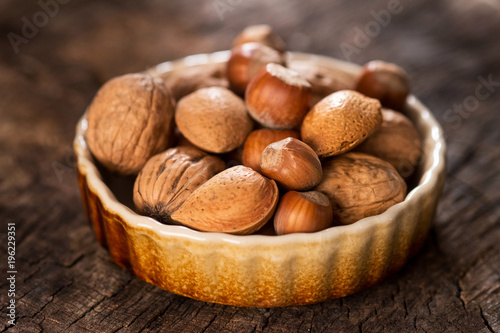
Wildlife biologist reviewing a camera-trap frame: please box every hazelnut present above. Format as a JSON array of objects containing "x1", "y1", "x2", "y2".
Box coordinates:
[
  {"x1": 161, "y1": 62, "x2": 228, "y2": 101},
  {"x1": 246, "y1": 63, "x2": 312, "y2": 129},
  {"x1": 315, "y1": 152, "x2": 407, "y2": 225},
  {"x1": 175, "y1": 87, "x2": 254, "y2": 154},
  {"x1": 227, "y1": 42, "x2": 285, "y2": 95},
  {"x1": 260, "y1": 137, "x2": 322, "y2": 191},
  {"x1": 301, "y1": 90, "x2": 382, "y2": 158},
  {"x1": 87, "y1": 73, "x2": 175, "y2": 175},
  {"x1": 242, "y1": 129, "x2": 300, "y2": 173},
  {"x1": 288, "y1": 59, "x2": 357, "y2": 106},
  {"x1": 233, "y1": 24, "x2": 286, "y2": 54},
  {"x1": 274, "y1": 191, "x2": 333, "y2": 235},
  {"x1": 133, "y1": 146, "x2": 225, "y2": 223},
  {"x1": 171, "y1": 166, "x2": 279, "y2": 234},
  {"x1": 355, "y1": 60, "x2": 410, "y2": 111},
  {"x1": 356, "y1": 108, "x2": 422, "y2": 178}
]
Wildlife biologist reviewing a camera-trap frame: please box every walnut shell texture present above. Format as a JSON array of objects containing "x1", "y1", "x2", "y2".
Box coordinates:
[
  {"x1": 301, "y1": 90, "x2": 382, "y2": 158},
  {"x1": 175, "y1": 87, "x2": 254, "y2": 154},
  {"x1": 356, "y1": 108, "x2": 422, "y2": 178},
  {"x1": 87, "y1": 73, "x2": 175, "y2": 175},
  {"x1": 171, "y1": 165, "x2": 279, "y2": 234},
  {"x1": 315, "y1": 152, "x2": 407, "y2": 225},
  {"x1": 133, "y1": 146, "x2": 226, "y2": 223}
]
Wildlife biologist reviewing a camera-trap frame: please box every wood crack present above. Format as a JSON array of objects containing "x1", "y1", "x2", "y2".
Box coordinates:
[
  {"x1": 479, "y1": 306, "x2": 495, "y2": 333},
  {"x1": 455, "y1": 280, "x2": 467, "y2": 311}
]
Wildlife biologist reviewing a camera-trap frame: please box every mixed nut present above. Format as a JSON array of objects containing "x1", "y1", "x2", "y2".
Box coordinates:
[{"x1": 86, "y1": 25, "x2": 422, "y2": 235}]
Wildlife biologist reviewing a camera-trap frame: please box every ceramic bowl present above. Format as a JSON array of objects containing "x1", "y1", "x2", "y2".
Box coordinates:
[{"x1": 74, "y1": 51, "x2": 446, "y2": 307}]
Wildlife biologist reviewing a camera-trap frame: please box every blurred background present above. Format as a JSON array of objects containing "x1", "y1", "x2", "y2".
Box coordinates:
[{"x1": 1, "y1": 0, "x2": 499, "y2": 332}]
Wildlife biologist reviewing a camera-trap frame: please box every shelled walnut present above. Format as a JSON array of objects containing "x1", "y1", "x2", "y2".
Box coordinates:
[
  {"x1": 86, "y1": 73, "x2": 175, "y2": 175},
  {"x1": 133, "y1": 146, "x2": 225, "y2": 223},
  {"x1": 315, "y1": 152, "x2": 407, "y2": 225}
]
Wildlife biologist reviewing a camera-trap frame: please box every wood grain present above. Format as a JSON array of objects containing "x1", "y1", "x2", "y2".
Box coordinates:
[{"x1": 1, "y1": 0, "x2": 499, "y2": 332}]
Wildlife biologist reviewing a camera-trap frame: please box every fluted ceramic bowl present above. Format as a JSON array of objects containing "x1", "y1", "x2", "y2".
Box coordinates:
[{"x1": 74, "y1": 51, "x2": 446, "y2": 307}]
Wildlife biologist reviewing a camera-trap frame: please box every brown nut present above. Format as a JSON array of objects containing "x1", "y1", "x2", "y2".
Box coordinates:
[
  {"x1": 242, "y1": 129, "x2": 300, "y2": 173},
  {"x1": 288, "y1": 59, "x2": 357, "y2": 106},
  {"x1": 161, "y1": 62, "x2": 228, "y2": 101},
  {"x1": 171, "y1": 165, "x2": 279, "y2": 235},
  {"x1": 260, "y1": 137, "x2": 322, "y2": 191},
  {"x1": 355, "y1": 60, "x2": 410, "y2": 111},
  {"x1": 246, "y1": 63, "x2": 312, "y2": 129},
  {"x1": 233, "y1": 24, "x2": 286, "y2": 53},
  {"x1": 133, "y1": 146, "x2": 225, "y2": 223},
  {"x1": 274, "y1": 191, "x2": 333, "y2": 235},
  {"x1": 172, "y1": 126, "x2": 196, "y2": 148},
  {"x1": 315, "y1": 152, "x2": 407, "y2": 225},
  {"x1": 175, "y1": 87, "x2": 254, "y2": 154},
  {"x1": 356, "y1": 108, "x2": 422, "y2": 179},
  {"x1": 227, "y1": 42, "x2": 285, "y2": 96},
  {"x1": 87, "y1": 73, "x2": 175, "y2": 175},
  {"x1": 301, "y1": 90, "x2": 382, "y2": 158}
]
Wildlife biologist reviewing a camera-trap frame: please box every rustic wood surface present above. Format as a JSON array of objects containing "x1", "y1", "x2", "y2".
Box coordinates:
[{"x1": 1, "y1": 0, "x2": 499, "y2": 332}]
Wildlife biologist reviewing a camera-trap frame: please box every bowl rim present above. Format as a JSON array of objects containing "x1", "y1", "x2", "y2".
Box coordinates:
[{"x1": 74, "y1": 50, "x2": 446, "y2": 247}]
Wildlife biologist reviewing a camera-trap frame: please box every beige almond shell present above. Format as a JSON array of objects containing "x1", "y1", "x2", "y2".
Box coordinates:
[
  {"x1": 232, "y1": 24, "x2": 286, "y2": 53},
  {"x1": 161, "y1": 62, "x2": 228, "y2": 101},
  {"x1": 355, "y1": 108, "x2": 422, "y2": 179},
  {"x1": 175, "y1": 87, "x2": 254, "y2": 154},
  {"x1": 87, "y1": 73, "x2": 175, "y2": 175},
  {"x1": 288, "y1": 60, "x2": 357, "y2": 106},
  {"x1": 171, "y1": 165, "x2": 279, "y2": 235},
  {"x1": 133, "y1": 146, "x2": 226, "y2": 224},
  {"x1": 301, "y1": 90, "x2": 382, "y2": 158},
  {"x1": 315, "y1": 152, "x2": 407, "y2": 225}
]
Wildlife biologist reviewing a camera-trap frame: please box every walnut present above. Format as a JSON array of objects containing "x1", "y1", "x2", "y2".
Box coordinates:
[
  {"x1": 133, "y1": 146, "x2": 225, "y2": 223},
  {"x1": 315, "y1": 152, "x2": 407, "y2": 225},
  {"x1": 87, "y1": 73, "x2": 175, "y2": 175},
  {"x1": 355, "y1": 108, "x2": 422, "y2": 178}
]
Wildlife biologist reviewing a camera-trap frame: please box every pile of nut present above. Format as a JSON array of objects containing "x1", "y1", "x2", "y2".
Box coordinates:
[{"x1": 86, "y1": 25, "x2": 422, "y2": 235}]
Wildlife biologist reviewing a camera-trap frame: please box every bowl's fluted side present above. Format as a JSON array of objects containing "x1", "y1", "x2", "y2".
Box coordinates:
[
  {"x1": 74, "y1": 51, "x2": 446, "y2": 307},
  {"x1": 76, "y1": 166, "x2": 443, "y2": 307}
]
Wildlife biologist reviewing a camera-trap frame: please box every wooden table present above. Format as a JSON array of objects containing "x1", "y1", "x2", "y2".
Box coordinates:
[{"x1": 1, "y1": 0, "x2": 499, "y2": 332}]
